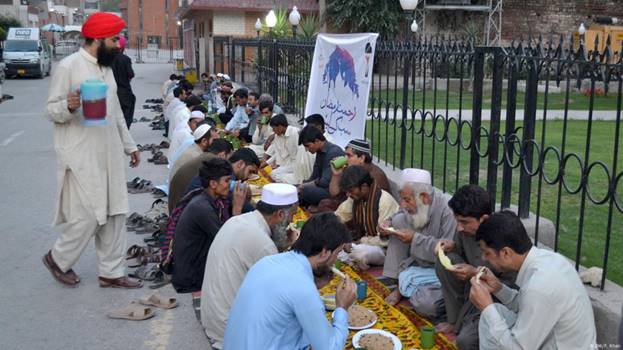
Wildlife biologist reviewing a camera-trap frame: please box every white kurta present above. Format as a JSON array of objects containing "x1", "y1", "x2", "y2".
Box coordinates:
[
  {"x1": 45, "y1": 48, "x2": 137, "y2": 226},
  {"x1": 169, "y1": 106, "x2": 189, "y2": 138}
]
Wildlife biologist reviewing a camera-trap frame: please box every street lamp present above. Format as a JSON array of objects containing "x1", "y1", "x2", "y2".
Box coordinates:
[
  {"x1": 289, "y1": 6, "x2": 301, "y2": 39},
  {"x1": 255, "y1": 18, "x2": 262, "y2": 38},
  {"x1": 266, "y1": 10, "x2": 277, "y2": 37},
  {"x1": 400, "y1": 0, "x2": 420, "y2": 40},
  {"x1": 411, "y1": 19, "x2": 418, "y2": 33}
]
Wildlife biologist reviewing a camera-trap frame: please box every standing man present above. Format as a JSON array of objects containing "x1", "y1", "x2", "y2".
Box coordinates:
[
  {"x1": 111, "y1": 36, "x2": 136, "y2": 129},
  {"x1": 42, "y1": 12, "x2": 142, "y2": 288}
]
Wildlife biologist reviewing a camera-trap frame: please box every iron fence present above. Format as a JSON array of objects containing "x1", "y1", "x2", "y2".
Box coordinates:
[
  {"x1": 229, "y1": 35, "x2": 623, "y2": 289},
  {"x1": 126, "y1": 36, "x2": 183, "y2": 64}
]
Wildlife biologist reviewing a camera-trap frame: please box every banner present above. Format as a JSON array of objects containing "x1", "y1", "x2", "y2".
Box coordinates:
[{"x1": 304, "y1": 33, "x2": 379, "y2": 148}]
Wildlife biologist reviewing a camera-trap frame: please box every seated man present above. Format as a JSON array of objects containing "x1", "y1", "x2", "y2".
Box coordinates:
[
  {"x1": 225, "y1": 88, "x2": 251, "y2": 142},
  {"x1": 470, "y1": 211, "x2": 596, "y2": 350},
  {"x1": 258, "y1": 93, "x2": 283, "y2": 115},
  {"x1": 378, "y1": 168, "x2": 456, "y2": 319},
  {"x1": 162, "y1": 74, "x2": 179, "y2": 98},
  {"x1": 170, "y1": 122, "x2": 219, "y2": 181},
  {"x1": 329, "y1": 139, "x2": 391, "y2": 197},
  {"x1": 294, "y1": 114, "x2": 333, "y2": 183},
  {"x1": 168, "y1": 138, "x2": 233, "y2": 214},
  {"x1": 185, "y1": 148, "x2": 260, "y2": 196},
  {"x1": 169, "y1": 95, "x2": 202, "y2": 146},
  {"x1": 248, "y1": 99, "x2": 274, "y2": 158},
  {"x1": 264, "y1": 114, "x2": 299, "y2": 184},
  {"x1": 298, "y1": 125, "x2": 344, "y2": 207},
  {"x1": 246, "y1": 91, "x2": 260, "y2": 137},
  {"x1": 435, "y1": 185, "x2": 515, "y2": 349},
  {"x1": 164, "y1": 86, "x2": 186, "y2": 121},
  {"x1": 171, "y1": 158, "x2": 247, "y2": 293},
  {"x1": 223, "y1": 213, "x2": 357, "y2": 350},
  {"x1": 335, "y1": 165, "x2": 400, "y2": 270},
  {"x1": 169, "y1": 108, "x2": 205, "y2": 162},
  {"x1": 201, "y1": 183, "x2": 299, "y2": 349}
]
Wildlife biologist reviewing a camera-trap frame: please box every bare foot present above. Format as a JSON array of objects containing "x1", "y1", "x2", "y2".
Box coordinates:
[
  {"x1": 384, "y1": 289, "x2": 402, "y2": 306},
  {"x1": 435, "y1": 322, "x2": 455, "y2": 334}
]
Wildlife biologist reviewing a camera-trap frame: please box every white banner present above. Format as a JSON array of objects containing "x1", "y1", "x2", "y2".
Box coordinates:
[{"x1": 304, "y1": 33, "x2": 379, "y2": 148}]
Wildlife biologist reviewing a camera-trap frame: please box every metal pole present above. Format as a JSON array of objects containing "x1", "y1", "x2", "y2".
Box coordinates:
[
  {"x1": 486, "y1": 48, "x2": 504, "y2": 208},
  {"x1": 469, "y1": 48, "x2": 485, "y2": 185},
  {"x1": 518, "y1": 59, "x2": 538, "y2": 218}
]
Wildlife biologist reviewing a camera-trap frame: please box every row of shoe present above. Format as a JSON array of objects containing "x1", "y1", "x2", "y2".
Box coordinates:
[
  {"x1": 145, "y1": 98, "x2": 164, "y2": 104},
  {"x1": 148, "y1": 151, "x2": 168, "y2": 165},
  {"x1": 137, "y1": 141, "x2": 169, "y2": 152}
]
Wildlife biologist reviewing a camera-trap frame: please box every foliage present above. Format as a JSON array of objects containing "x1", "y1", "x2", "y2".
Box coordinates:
[
  {"x1": 462, "y1": 21, "x2": 483, "y2": 46},
  {"x1": 260, "y1": 9, "x2": 292, "y2": 39},
  {"x1": 0, "y1": 27, "x2": 5, "y2": 42},
  {"x1": 325, "y1": 0, "x2": 403, "y2": 40},
  {"x1": 0, "y1": 14, "x2": 22, "y2": 34},
  {"x1": 100, "y1": 0, "x2": 122, "y2": 12},
  {"x1": 298, "y1": 14, "x2": 319, "y2": 40}
]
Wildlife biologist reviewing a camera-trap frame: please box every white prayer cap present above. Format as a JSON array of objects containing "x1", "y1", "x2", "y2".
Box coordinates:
[
  {"x1": 222, "y1": 74, "x2": 231, "y2": 81},
  {"x1": 189, "y1": 110, "x2": 205, "y2": 120},
  {"x1": 216, "y1": 73, "x2": 223, "y2": 77},
  {"x1": 193, "y1": 124, "x2": 212, "y2": 141},
  {"x1": 260, "y1": 183, "x2": 298, "y2": 206},
  {"x1": 401, "y1": 168, "x2": 432, "y2": 186}
]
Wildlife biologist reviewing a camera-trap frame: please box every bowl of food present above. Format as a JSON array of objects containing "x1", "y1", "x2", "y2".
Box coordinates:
[
  {"x1": 352, "y1": 329, "x2": 402, "y2": 350},
  {"x1": 333, "y1": 304, "x2": 377, "y2": 330}
]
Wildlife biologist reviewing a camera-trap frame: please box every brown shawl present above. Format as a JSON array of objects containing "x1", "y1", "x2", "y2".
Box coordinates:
[{"x1": 349, "y1": 181, "x2": 382, "y2": 241}]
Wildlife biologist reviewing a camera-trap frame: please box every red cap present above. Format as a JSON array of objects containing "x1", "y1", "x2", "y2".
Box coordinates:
[{"x1": 82, "y1": 12, "x2": 126, "y2": 39}]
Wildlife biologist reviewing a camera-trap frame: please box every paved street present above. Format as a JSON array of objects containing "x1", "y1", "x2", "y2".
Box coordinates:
[{"x1": 0, "y1": 62, "x2": 209, "y2": 349}]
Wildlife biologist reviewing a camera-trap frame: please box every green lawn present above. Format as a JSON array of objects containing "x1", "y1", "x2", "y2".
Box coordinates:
[
  {"x1": 365, "y1": 119, "x2": 623, "y2": 286},
  {"x1": 371, "y1": 88, "x2": 621, "y2": 111}
]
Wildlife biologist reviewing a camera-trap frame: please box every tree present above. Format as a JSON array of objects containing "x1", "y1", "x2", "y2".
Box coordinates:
[
  {"x1": 0, "y1": 14, "x2": 22, "y2": 40},
  {"x1": 325, "y1": 0, "x2": 403, "y2": 40}
]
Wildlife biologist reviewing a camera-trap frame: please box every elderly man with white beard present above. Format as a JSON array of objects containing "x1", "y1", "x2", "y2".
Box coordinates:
[{"x1": 378, "y1": 169, "x2": 456, "y2": 318}]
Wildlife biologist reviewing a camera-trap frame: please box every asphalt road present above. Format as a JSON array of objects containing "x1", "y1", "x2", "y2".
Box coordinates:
[{"x1": 0, "y1": 61, "x2": 209, "y2": 350}]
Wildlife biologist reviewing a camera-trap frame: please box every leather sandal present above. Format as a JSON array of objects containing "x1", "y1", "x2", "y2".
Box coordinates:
[
  {"x1": 42, "y1": 251, "x2": 78, "y2": 286},
  {"x1": 98, "y1": 276, "x2": 143, "y2": 289}
]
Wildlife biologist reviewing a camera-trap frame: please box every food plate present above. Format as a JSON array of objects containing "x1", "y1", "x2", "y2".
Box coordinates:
[
  {"x1": 332, "y1": 305, "x2": 377, "y2": 330},
  {"x1": 247, "y1": 174, "x2": 260, "y2": 181},
  {"x1": 352, "y1": 329, "x2": 402, "y2": 350}
]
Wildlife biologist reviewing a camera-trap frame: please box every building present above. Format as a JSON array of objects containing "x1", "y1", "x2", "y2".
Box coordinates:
[
  {"x1": 176, "y1": 0, "x2": 319, "y2": 75},
  {"x1": 125, "y1": 0, "x2": 180, "y2": 50}
]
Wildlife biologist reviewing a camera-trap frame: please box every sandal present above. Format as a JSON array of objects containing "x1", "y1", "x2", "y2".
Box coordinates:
[
  {"x1": 158, "y1": 141, "x2": 170, "y2": 149},
  {"x1": 139, "y1": 292, "x2": 178, "y2": 309},
  {"x1": 148, "y1": 271, "x2": 171, "y2": 289},
  {"x1": 129, "y1": 265, "x2": 160, "y2": 281},
  {"x1": 108, "y1": 302, "x2": 155, "y2": 321},
  {"x1": 153, "y1": 155, "x2": 169, "y2": 165}
]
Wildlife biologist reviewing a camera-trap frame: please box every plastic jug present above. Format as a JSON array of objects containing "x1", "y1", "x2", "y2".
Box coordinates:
[{"x1": 80, "y1": 79, "x2": 108, "y2": 125}]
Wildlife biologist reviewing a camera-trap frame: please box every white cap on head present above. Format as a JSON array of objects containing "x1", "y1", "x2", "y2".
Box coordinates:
[
  {"x1": 260, "y1": 183, "x2": 298, "y2": 206},
  {"x1": 401, "y1": 168, "x2": 432, "y2": 186},
  {"x1": 222, "y1": 74, "x2": 231, "y2": 81},
  {"x1": 193, "y1": 124, "x2": 212, "y2": 141},
  {"x1": 190, "y1": 110, "x2": 205, "y2": 121}
]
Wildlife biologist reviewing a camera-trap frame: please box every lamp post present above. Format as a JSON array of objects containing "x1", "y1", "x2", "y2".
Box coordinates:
[
  {"x1": 266, "y1": 10, "x2": 277, "y2": 38},
  {"x1": 400, "y1": 0, "x2": 419, "y2": 40},
  {"x1": 289, "y1": 6, "x2": 301, "y2": 39},
  {"x1": 255, "y1": 18, "x2": 262, "y2": 39},
  {"x1": 578, "y1": 22, "x2": 586, "y2": 44}
]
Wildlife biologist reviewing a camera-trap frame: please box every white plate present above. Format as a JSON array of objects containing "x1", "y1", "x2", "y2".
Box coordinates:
[
  {"x1": 332, "y1": 307, "x2": 378, "y2": 330},
  {"x1": 352, "y1": 329, "x2": 402, "y2": 350},
  {"x1": 247, "y1": 174, "x2": 260, "y2": 181}
]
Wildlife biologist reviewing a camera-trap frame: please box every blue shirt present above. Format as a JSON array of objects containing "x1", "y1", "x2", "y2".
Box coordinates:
[
  {"x1": 225, "y1": 105, "x2": 250, "y2": 131},
  {"x1": 223, "y1": 251, "x2": 349, "y2": 350}
]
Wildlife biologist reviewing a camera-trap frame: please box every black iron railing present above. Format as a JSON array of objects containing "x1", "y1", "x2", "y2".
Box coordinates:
[{"x1": 226, "y1": 35, "x2": 623, "y2": 289}]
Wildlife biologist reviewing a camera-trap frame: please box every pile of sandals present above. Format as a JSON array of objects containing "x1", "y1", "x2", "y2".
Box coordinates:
[
  {"x1": 108, "y1": 292, "x2": 177, "y2": 321},
  {"x1": 127, "y1": 177, "x2": 167, "y2": 198}
]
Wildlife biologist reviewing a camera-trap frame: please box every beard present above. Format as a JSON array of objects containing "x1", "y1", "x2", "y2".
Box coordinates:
[
  {"x1": 97, "y1": 42, "x2": 119, "y2": 67},
  {"x1": 270, "y1": 215, "x2": 291, "y2": 252},
  {"x1": 407, "y1": 196, "x2": 430, "y2": 230}
]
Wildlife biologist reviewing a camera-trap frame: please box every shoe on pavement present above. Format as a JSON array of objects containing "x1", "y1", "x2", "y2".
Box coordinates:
[
  {"x1": 42, "y1": 251, "x2": 78, "y2": 287},
  {"x1": 98, "y1": 276, "x2": 143, "y2": 289}
]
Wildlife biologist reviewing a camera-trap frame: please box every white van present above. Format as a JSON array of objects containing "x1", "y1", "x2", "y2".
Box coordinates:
[{"x1": 3, "y1": 28, "x2": 52, "y2": 79}]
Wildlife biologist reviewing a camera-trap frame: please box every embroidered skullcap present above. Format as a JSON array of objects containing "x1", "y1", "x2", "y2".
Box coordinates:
[{"x1": 347, "y1": 139, "x2": 371, "y2": 155}]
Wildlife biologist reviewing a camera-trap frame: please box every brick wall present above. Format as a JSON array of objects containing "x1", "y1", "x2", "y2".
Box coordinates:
[
  {"x1": 127, "y1": 0, "x2": 179, "y2": 49},
  {"x1": 213, "y1": 11, "x2": 246, "y2": 37},
  {"x1": 419, "y1": 0, "x2": 623, "y2": 45}
]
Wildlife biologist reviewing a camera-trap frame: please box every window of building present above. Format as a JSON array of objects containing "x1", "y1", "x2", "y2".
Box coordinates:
[{"x1": 84, "y1": 1, "x2": 99, "y2": 10}]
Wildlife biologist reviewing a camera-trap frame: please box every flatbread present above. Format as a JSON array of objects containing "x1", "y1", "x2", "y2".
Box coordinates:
[{"x1": 438, "y1": 248, "x2": 454, "y2": 270}]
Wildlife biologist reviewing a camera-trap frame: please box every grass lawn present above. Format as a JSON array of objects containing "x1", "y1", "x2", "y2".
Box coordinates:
[
  {"x1": 365, "y1": 119, "x2": 623, "y2": 286},
  {"x1": 372, "y1": 88, "x2": 621, "y2": 111}
]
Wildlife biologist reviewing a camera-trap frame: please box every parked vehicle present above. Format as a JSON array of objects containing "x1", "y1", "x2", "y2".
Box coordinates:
[
  {"x1": 2, "y1": 28, "x2": 52, "y2": 79},
  {"x1": 54, "y1": 40, "x2": 79, "y2": 56}
]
